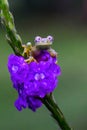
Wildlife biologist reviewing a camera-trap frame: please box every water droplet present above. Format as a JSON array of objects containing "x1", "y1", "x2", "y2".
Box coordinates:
[
  {"x1": 34, "y1": 73, "x2": 40, "y2": 81},
  {"x1": 40, "y1": 73, "x2": 45, "y2": 79},
  {"x1": 12, "y1": 65, "x2": 18, "y2": 73},
  {"x1": 34, "y1": 73, "x2": 45, "y2": 80}
]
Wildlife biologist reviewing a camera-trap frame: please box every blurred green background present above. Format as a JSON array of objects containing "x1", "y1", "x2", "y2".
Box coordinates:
[{"x1": 0, "y1": 0, "x2": 87, "y2": 130}]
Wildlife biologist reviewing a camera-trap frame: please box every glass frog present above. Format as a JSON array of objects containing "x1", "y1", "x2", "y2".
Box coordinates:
[{"x1": 32, "y1": 36, "x2": 57, "y2": 58}]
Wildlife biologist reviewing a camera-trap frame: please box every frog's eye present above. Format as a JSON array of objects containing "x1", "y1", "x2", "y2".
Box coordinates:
[
  {"x1": 34, "y1": 36, "x2": 41, "y2": 43},
  {"x1": 47, "y1": 35, "x2": 53, "y2": 43}
]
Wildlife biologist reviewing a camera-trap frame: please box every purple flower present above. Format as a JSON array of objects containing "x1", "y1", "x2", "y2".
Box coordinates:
[
  {"x1": 15, "y1": 96, "x2": 42, "y2": 111},
  {"x1": 15, "y1": 97, "x2": 27, "y2": 111},
  {"x1": 27, "y1": 97, "x2": 42, "y2": 111},
  {"x1": 25, "y1": 61, "x2": 61, "y2": 98},
  {"x1": 8, "y1": 54, "x2": 29, "y2": 89},
  {"x1": 8, "y1": 52, "x2": 61, "y2": 111}
]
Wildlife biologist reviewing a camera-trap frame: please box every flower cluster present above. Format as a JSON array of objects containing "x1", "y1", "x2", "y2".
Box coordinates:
[{"x1": 8, "y1": 50, "x2": 61, "y2": 111}]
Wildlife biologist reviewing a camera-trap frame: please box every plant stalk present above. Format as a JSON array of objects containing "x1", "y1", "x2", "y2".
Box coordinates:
[
  {"x1": 42, "y1": 94, "x2": 73, "y2": 130},
  {"x1": 0, "y1": 0, "x2": 24, "y2": 55}
]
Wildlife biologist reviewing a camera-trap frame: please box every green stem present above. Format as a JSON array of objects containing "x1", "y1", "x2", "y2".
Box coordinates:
[
  {"x1": 0, "y1": 0, "x2": 24, "y2": 55},
  {"x1": 42, "y1": 94, "x2": 73, "y2": 130}
]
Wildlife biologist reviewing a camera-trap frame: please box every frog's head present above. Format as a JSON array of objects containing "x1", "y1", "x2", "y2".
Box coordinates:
[{"x1": 34, "y1": 36, "x2": 53, "y2": 49}]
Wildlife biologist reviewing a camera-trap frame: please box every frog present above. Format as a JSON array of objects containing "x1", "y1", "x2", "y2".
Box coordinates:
[
  {"x1": 32, "y1": 35, "x2": 57, "y2": 58},
  {"x1": 34, "y1": 35, "x2": 53, "y2": 49}
]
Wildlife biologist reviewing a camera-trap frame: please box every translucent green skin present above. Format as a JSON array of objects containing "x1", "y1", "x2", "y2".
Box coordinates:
[
  {"x1": 35, "y1": 38, "x2": 52, "y2": 50},
  {"x1": 36, "y1": 44, "x2": 51, "y2": 50}
]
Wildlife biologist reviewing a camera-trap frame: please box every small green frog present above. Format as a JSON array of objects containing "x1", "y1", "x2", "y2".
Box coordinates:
[
  {"x1": 33, "y1": 35, "x2": 57, "y2": 57},
  {"x1": 34, "y1": 35, "x2": 53, "y2": 49},
  {"x1": 22, "y1": 36, "x2": 57, "y2": 63}
]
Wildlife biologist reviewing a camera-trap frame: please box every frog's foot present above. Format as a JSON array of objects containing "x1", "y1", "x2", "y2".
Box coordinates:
[
  {"x1": 22, "y1": 43, "x2": 32, "y2": 58},
  {"x1": 25, "y1": 56, "x2": 36, "y2": 63},
  {"x1": 48, "y1": 48, "x2": 57, "y2": 58}
]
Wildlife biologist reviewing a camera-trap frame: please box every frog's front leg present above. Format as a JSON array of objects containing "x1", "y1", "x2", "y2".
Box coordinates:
[
  {"x1": 48, "y1": 48, "x2": 57, "y2": 58},
  {"x1": 25, "y1": 56, "x2": 36, "y2": 63}
]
